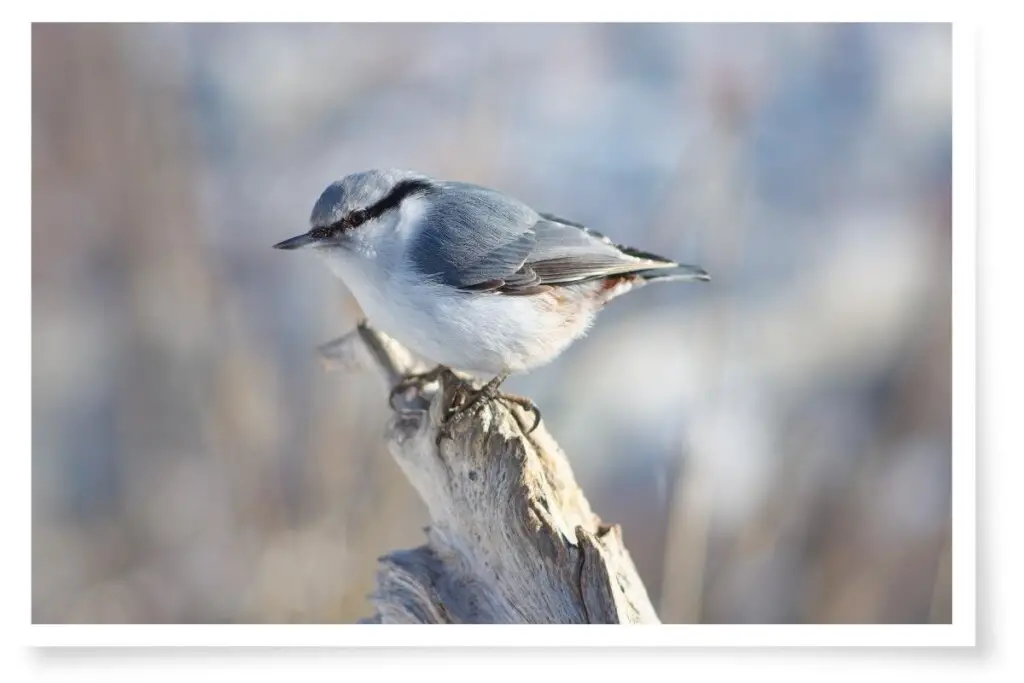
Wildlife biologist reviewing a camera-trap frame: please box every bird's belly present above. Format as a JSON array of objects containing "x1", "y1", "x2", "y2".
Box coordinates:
[{"x1": 353, "y1": 278, "x2": 596, "y2": 377}]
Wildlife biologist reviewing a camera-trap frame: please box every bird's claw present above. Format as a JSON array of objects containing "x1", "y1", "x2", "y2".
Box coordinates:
[
  {"x1": 389, "y1": 367, "x2": 542, "y2": 446},
  {"x1": 435, "y1": 393, "x2": 487, "y2": 446},
  {"x1": 434, "y1": 383, "x2": 542, "y2": 447},
  {"x1": 496, "y1": 393, "x2": 542, "y2": 435}
]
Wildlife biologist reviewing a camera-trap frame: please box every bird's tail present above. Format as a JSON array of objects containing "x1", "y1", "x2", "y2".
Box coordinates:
[
  {"x1": 614, "y1": 244, "x2": 711, "y2": 284},
  {"x1": 596, "y1": 258, "x2": 709, "y2": 304},
  {"x1": 635, "y1": 263, "x2": 711, "y2": 283}
]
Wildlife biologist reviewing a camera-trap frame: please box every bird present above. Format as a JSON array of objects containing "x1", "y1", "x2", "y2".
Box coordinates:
[{"x1": 273, "y1": 169, "x2": 709, "y2": 440}]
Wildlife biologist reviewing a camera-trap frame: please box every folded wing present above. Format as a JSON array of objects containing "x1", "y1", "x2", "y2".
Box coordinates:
[{"x1": 409, "y1": 183, "x2": 681, "y2": 295}]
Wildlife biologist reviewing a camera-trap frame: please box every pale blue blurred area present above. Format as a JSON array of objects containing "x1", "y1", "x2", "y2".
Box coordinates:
[{"x1": 33, "y1": 23, "x2": 951, "y2": 623}]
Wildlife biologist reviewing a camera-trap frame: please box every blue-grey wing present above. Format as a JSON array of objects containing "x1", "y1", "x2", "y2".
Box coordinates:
[
  {"x1": 409, "y1": 183, "x2": 676, "y2": 294},
  {"x1": 409, "y1": 182, "x2": 540, "y2": 289}
]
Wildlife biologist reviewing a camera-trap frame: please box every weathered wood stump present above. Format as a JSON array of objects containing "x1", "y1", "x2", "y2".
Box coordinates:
[{"x1": 320, "y1": 321, "x2": 660, "y2": 624}]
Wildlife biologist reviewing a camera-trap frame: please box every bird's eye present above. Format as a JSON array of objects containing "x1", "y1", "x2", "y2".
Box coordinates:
[{"x1": 348, "y1": 209, "x2": 368, "y2": 227}]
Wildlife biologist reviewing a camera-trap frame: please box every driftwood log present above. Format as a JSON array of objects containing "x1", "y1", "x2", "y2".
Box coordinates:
[{"x1": 319, "y1": 321, "x2": 660, "y2": 624}]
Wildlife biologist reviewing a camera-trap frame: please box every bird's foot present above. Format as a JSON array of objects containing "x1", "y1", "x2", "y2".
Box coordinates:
[
  {"x1": 435, "y1": 374, "x2": 542, "y2": 446},
  {"x1": 494, "y1": 393, "x2": 542, "y2": 436}
]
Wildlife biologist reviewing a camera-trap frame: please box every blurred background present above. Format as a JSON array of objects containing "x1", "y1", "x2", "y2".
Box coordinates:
[{"x1": 32, "y1": 22, "x2": 951, "y2": 624}]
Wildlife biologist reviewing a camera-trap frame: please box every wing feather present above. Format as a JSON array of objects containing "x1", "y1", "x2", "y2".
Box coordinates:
[{"x1": 408, "y1": 184, "x2": 678, "y2": 294}]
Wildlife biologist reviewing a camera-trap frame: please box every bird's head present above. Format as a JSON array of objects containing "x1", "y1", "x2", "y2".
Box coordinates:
[{"x1": 273, "y1": 169, "x2": 435, "y2": 258}]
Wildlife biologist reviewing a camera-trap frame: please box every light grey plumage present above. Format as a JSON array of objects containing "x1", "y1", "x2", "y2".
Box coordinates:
[{"x1": 275, "y1": 169, "x2": 709, "y2": 379}]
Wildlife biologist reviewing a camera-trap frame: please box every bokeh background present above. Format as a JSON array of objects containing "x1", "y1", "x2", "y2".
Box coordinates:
[{"x1": 32, "y1": 22, "x2": 952, "y2": 624}]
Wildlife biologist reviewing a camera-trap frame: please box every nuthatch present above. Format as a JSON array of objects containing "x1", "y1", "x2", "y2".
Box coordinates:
[{"x1": 275, "y1": 169, "x2": 709, "y2": 437}]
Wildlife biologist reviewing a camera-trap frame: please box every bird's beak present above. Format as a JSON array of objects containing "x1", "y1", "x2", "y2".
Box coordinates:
[{"x1": 273, "y1": 233, "x2": 316, "y2": 250}]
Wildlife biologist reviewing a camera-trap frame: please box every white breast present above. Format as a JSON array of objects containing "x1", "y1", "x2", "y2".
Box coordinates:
[{"x1": 336, "y1": 255, "x2": 592, "y2": 376}]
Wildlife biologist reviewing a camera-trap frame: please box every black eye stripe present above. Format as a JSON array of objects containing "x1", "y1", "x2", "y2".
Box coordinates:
[
  {"x1": 371, "y1": 178, "x2": 433, "y2": 217},
  {"x1": 309, "y1": 225, "x2": 334, "y2": 239},
  {"x1": 314, "y1": 178, "x2": 435, "y2": 235}
]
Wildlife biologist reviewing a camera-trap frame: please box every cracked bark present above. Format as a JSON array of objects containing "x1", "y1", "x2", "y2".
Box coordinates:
[{"x1": 321, "y1": 321, "x2": 660, "y2": 624}]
